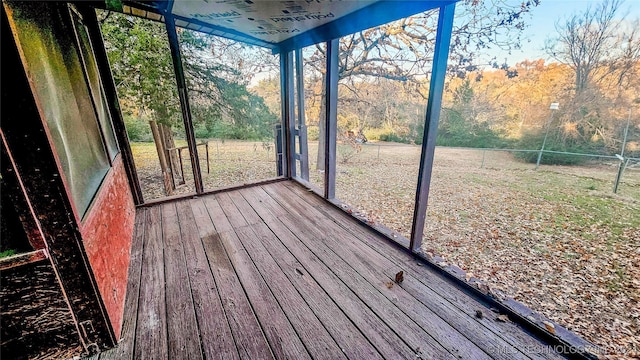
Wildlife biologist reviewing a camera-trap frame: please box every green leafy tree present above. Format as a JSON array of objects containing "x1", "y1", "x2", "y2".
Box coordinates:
[{"x1": 99, "y1": 11, "x2": 278, "y2": 194}]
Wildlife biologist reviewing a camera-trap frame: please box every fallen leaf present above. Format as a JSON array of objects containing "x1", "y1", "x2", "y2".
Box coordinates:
[
  {"x1": 543, "y1": 321, "x2": 556, "y2": 334},
  {"x1": 395, "y1": 271, "x2": 404, "y2": 284},
  {"x1": 496, "y1": 314, "x2": 510, "y2": 323},
  {"x1": 475, "y1": 310, "x2": 484, "y2": 319}
]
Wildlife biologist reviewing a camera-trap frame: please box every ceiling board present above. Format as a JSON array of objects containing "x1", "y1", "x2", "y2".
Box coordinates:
[
  {"x1": 120, "y1": 0, "x2": 457, "y2": 51},
  {"x1": 171, "y1": 0, "x2": 376, "y2": 43}
]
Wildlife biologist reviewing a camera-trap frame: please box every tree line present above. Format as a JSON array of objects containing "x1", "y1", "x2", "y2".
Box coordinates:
[
  {"x1": 101, "y1": 0, "x2": 639, "y2": 175},
  {"x1": 253, "y1": 0, "x2": 640, "y2": 164}
]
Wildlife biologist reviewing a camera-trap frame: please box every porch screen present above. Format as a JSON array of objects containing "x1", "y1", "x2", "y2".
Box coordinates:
[
  {"x1": 71, "y1": 9, "x2": 119, "y2": 160},
  {"x1": 6, "y1": 2, "x2": 112, "y2": 218}
]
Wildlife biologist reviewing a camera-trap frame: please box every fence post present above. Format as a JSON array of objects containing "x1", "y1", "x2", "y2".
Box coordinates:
[
  {"x1": 613, "y1": 157, "x2": 629, "y2": 194},
  {"x1": 536, "y1": 104, "x2": 558, "y2": 170}
]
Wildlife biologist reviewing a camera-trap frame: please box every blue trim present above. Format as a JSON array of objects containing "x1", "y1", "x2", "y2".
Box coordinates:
[
  {"x1": 285, "y1": 51, "x2": 296, "y2": 178},
  {"x1": 324, "y1": 39, "x2": 338, "y2": 200},
  {"x1": 279, "y1": 54, "x2": 288, "y2": 177},
  {"x1": 274, "y1": 0, "x2": 457, "y2": 54},
  {"x1": 410, "y1": 3, "x2": 456, "y2": 252}
]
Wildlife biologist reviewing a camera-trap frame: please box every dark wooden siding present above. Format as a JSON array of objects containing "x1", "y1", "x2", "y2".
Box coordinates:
[
  {"x1": 1, "y1": 2, "x2": 116, "y2": 352},
  {"x1": 0, "y1": 258, "x2": 83, "y2": 360}
]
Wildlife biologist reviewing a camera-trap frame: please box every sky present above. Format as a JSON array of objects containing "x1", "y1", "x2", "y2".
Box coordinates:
[{"x1": 483, "y1": 0, "x2": 640, "y2": 66}]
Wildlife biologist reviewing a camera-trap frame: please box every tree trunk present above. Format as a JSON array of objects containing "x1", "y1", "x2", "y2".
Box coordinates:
[
  {"x1": 149, "y1": 120, "x2": 174, "y2": 196},
  {"x1": 316, "y1": 72, "x2": 327, "y2": 171},
  {"x1": 159, "y1": 124, "x2": 183, "y2": 184}
]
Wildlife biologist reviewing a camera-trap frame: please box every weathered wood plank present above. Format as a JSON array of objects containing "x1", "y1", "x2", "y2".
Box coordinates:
[
  {"x1": 134, "y1": 206, "x2": 168, "y2": 360},
  {"x1": 236, "y1": 187, "x2": 279, "y2": 221},
  {"x1": 101, "y1": 209, "x2": 146, "y2": 360},
  {"x1": 161, "y1": 203, "x2": 202, "y2": 359},
  {"x1": 237, "y1": 223, "x2": 379, "y2": 360},
  {"x1": 279, "y1": 213, "x2": 511, "y2": 360},
  {"x1": 283, "y1": 181, "x2": 563, "y2": 360},
  {"x1": 215, "y1": 192, "x2": 248, "y2": 228},
  {"x1": 249, "y1": 184, "x2": 290, "y2": 217},
  {"x1": 240, "y1": 190, "x2": 421, "y2": 359},
  {"x1": 202, "y1": 196, "x2": 233, "y2": 234},
  {"x1": 261, "y1": 184, "x2": 309, "y2": 219},
  {"x1": 197, "y1": 203, "x2": 273, "y2": 360},
  {"x1": 216, "y1": 229, "x2": 311, "y2": 359},
  {"x1": 182, "y1": 199, "x2": 239, "y2": 360},
  {"x1": 275, "y1": 214, "x2": 460, "y2": 360},
  {"x1": 265, "y1": 183, "x2": 479, "y2": 359},
  {"x1": 273, "y1": 183, "x2": 517, "y2": 358},
  {"x1": 249, "y1": 218, "x2": 419, "y2": 359},
  {"x1": 226, "y1": 190, "x2": 263, "y2": 225}
]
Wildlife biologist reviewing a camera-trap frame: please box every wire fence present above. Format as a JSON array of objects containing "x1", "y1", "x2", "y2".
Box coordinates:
[
  {"x1": 330, "y1": 142, "x2": 639, "y2": 196},
  {"x1": 137, "y1": 139, "x2": 639, "y2": 198}
]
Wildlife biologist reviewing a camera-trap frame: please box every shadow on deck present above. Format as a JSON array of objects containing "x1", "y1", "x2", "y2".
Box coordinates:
[{"x1": 93, "y1": 180, "x2": 566, "y2": 360}]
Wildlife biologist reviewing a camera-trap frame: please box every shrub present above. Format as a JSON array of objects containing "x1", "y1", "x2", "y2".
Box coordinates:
[
  {"x1": 379, "y1": 132, "x2": 410, "y2": 144},
  {"x1": 194, "y1": 123, "x2": 211, "y2": 139},
  {"x1": 124, "y1": 116, "x2": 153, "y2": 142},
  {"x1": 307, "y1": 125, "x2": 320, "y2": 141},
  {"x1": 514, "y1": 130, "x2": 606, "y2": 165},
  {"x1": 337, "y1": 144, "x2": 359, "y2": 163}
]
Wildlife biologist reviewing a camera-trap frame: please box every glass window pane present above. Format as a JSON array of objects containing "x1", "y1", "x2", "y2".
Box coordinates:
[
  {"x1": 7, "y1": 1, "x2": 111, "y2": 217},
  {"x1": 71, "y1": 10, "x2": 119, "y2": 159}
]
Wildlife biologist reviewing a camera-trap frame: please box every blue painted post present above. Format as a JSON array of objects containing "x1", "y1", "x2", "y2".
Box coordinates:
[
  {"x1": 410, "y1": 3, "x2": 456, "y2": 253},
  {"x1": 280, "y1": 51, "x2": 296, "y2": 179},
  {"x1": 296, "y1": 49, "x2": 310, "y2": 181},
  {"x1": 324, "y1": 39, "x2": 338, "y2": 200},
  {"x1": 279, "y1": 52, "x2": 295, "y2": 178}
]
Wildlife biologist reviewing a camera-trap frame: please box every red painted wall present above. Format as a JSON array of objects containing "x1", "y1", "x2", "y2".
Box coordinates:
[{"x1": 81, "y1": 155, "x2": 135, "y2": 339}]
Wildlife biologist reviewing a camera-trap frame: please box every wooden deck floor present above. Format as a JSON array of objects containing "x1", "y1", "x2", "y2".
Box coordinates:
[{"x1": 95, "y1": 180, "x2": 565, "y2": 360}]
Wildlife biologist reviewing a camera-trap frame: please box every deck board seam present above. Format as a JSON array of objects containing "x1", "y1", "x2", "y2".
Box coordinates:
[
  {"x1": 128, "y1": 209, "x2": 147, "y2": 360},
  {"x1": 159, "y1": 205, "x2": 170, "y2": 359},
  {"x1": 200, "y1": 198, "x2": 276, "y2": 359},
  {"x1": 195, "y1": 198, "x2": 249, "y2": 359},
  {"x1": 232, "y1": 190, "x2": 318, "y2": 359},
  {"x1": 259, "y1": 184, "x2": 456, "y2": 359},
  {"x1": 174, "y1": 202, "x2": 207, "y2": 360}
]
